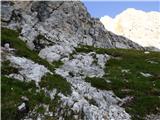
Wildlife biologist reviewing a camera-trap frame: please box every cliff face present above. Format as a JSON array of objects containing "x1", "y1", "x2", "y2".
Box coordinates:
[
  {"x1": 2, "y1": 1, "x2": 144, "y2": 51},
  {"x1": 100, "y1": 8, "x2": 160, "y2": 50}
]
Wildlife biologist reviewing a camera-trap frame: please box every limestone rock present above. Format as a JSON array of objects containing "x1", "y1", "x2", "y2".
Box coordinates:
[
  {"x1": 7, "y1": 55, "x2": 50, "y2": 84},
  {"x1": 145, "y1": 114, "x2": 160, "y2": 120},
  {"x1": 1, "y1": 1, "x2": 144, "y2": 51},
  {"x1": 56, "y1": 53, "x2": 106, "y2": 78},
  {"x1": 1, "y1": 2, "x2": 14, "y2": 22},
  {"x1": 109, "y1": 105, "x2": 131, "y2": 120},
  {"x1": 140, "y1": 72, "x2": 152, "y2": 77},
  {"x1": 9, "y1": 73, "x2": 24, "y2": 81},
  {"x1": 39, "y1": 44, "x2": 73, "y2": 62}
]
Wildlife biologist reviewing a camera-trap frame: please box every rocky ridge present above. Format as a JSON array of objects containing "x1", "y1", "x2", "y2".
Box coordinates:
[{"x1": 2, "y1": 1, "x2": 144, "y2": 52}]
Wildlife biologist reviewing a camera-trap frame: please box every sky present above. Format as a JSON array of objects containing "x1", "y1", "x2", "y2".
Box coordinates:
[{"x1": 82, "y1": 0, "x2": 160, "y2": 18}]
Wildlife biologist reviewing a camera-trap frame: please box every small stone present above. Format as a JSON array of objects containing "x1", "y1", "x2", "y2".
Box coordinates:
[
  {"x1": 21, "y1": 96, "x2": 29, "y2": 101},
  {"x1": 72, "y1": 103, "x2": 80, "y2": 113},
  {"x1": 18, "y1": 103, "x2": 26, "y2": 111},
  {"x1": 140, "y1": 72, "x2": 152, "y2": 77},
  {"x1": 144, "y1": 51, "x2": 150, "y2": 54},
  {"x1": 4, "y1": 43, "x2": 10, "y2": 49},
  {"x1": 7, "y1": 55, "x2": 50, "y2": 84},
  {"x1": 73, "y1": 115, "x2": 79, "y2": 120},
  {"x1": 9, "y1": 74, "x2": 24, "y2": 81},
  {"x1": 121, "y1": 69, "x2": 130, "y2": 73},
  {"x1": 105, "y1": 80, "x2": 111, "y2": 83}
]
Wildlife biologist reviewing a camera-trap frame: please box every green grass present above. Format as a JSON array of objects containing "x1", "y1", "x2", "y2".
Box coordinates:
[
  {"x1": 52, "y1": 61, "x2": 64, "y2": 68},
  {"x1": 1, "y1": 60, "x2": 19, "y2": 75},
  {"x1": 1, "y1": 76, "x2": 61, "y2": 120},
  {"x1": 40, "y1": 73, "x2": 72, "y2": 96},
  {"x1": 126, "y1": 96, "x2": 160, "y2": 120},
  {"x1": 76, "y1": 45, "x2": 160, "y2": 120}
]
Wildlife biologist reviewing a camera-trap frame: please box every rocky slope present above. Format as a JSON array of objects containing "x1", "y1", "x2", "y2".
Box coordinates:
[
  {"x1": 1, "y1": 29, "x2": 131, "y2": 120},
  {"x1": 1, "y1": 1, "x2": 160, "y2": 120},
  {"x1": 100, "y1": 8, "x2": 160, "y2": 50},
  {"x1": 1, "y1": 1, "x2": 144, "y2": 51}
]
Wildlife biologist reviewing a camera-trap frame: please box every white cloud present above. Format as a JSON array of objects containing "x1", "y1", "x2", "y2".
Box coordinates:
[{"x1": 100, "y1": 8, "x2": 160, "y2": 49}]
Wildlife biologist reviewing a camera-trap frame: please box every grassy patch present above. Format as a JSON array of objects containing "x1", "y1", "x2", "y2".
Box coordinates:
[
  {"x1": 1, "y1": 76, "x2": 61, "y2": 120},
  {"x1": 78, "y1": 45, "x2": 160, "y2": 119},
  {"x1": 1, "y1": 60, "x2": 19, "y2": 75},
  {"x1": 40, "y1": 73, "x2": 71, "y2": 96},
  {"x1": 126, "y1": 96, "x2": 160, "y2": 120},
  {"x1": 86, "y1": 77, "x2": 111, "y2": 90},
  {"x1": 52, "y1": 61, "x2": 64, "y2": 68}
]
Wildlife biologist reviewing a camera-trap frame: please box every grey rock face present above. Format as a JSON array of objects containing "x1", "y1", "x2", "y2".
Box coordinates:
[
  {"x1": 108, "y1": 32, "x2": 144, "y2": 50},
  {"x1": 145, "y1": 114, "x2": 160, "y2": 120},
  {"x1": 1, "y1": 1, "x2": 144, "y2": 51},
  {"x1": 39, "y1": 44, "x2": 73, "y2": 62},
  {"x1": 108, "y1": 105, "x2": 131, "y2": 120},
  {"x1": 57, "y1": 53, "x2": 106, "y2": 77},
  {"x1": 144, "y1": 46, "x2": 160, "y2": 52},
  {"x1": 1, "y1": 1, "x2": 14, "y2": 22},
  {"x1": 7, "y1": 55, "x2": 50, "y2": 85}
]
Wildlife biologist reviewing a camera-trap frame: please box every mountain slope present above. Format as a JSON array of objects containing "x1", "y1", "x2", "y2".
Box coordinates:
[{"x1": 1, "y1": 1, "x2": 160, "y2": 120}]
